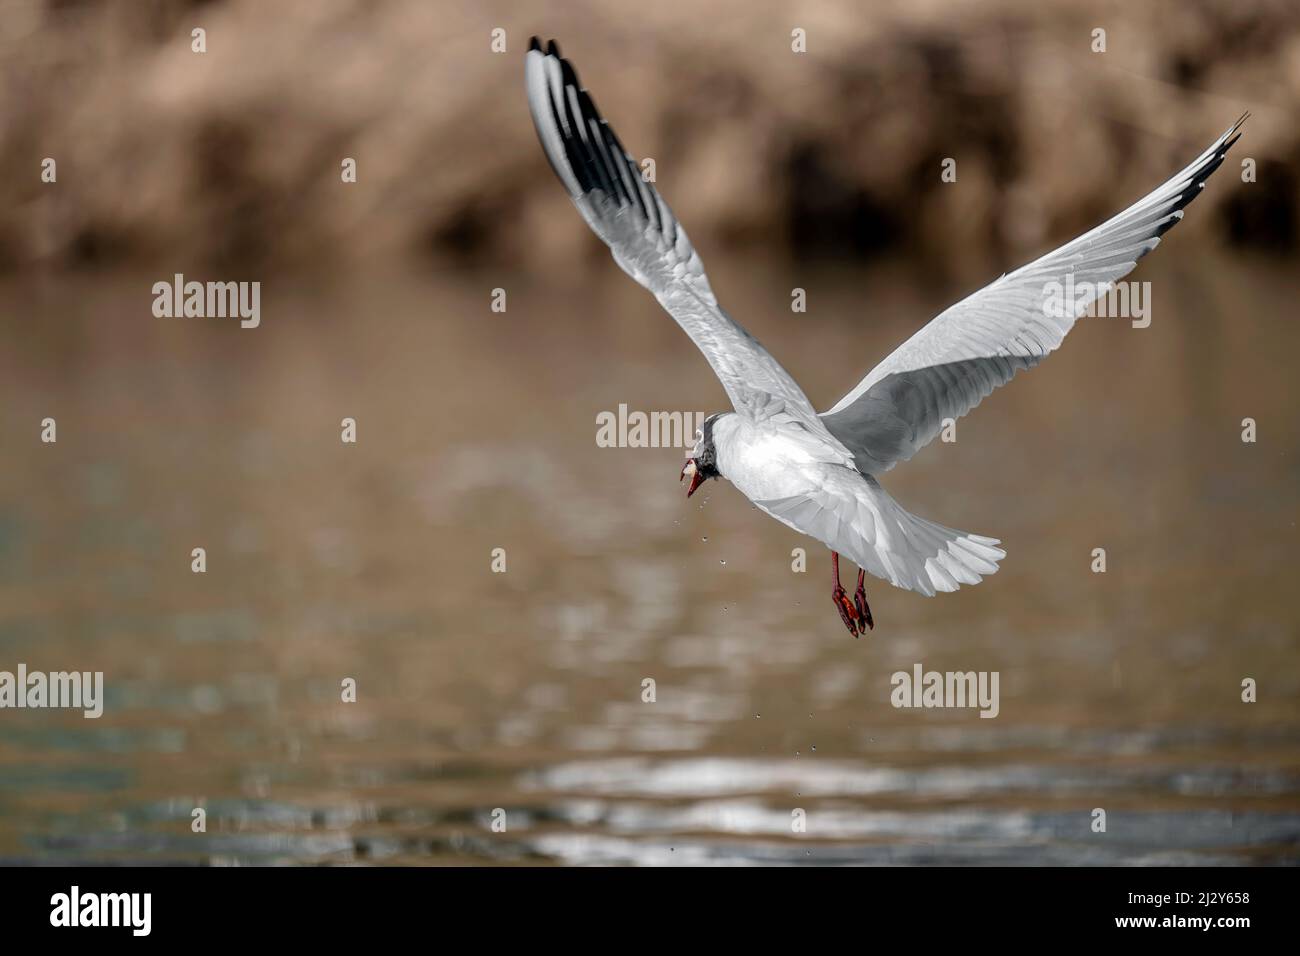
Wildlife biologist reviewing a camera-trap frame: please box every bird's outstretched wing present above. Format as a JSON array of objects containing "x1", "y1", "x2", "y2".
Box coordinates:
[
  {"x1": 820, "y1": 115, "x2": 1248, "y2": 475},
  {"x1": 526, "y1": 38, "x2": 853, "y2": 465}
]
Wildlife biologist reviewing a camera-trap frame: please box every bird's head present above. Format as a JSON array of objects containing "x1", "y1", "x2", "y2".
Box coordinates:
[{"x1": 680, "y1": 415, "x2": 722, "y2": 498}]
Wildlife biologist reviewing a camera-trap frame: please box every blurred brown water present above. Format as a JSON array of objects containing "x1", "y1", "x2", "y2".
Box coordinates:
[{"x1": 0, "y1": 250, "x2": 1297, "y2": 864}]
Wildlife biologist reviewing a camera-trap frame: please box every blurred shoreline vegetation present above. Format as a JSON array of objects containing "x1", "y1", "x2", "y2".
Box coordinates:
[{"x1": 0, "y1": 0, "x2": 1295, "y2": 283}]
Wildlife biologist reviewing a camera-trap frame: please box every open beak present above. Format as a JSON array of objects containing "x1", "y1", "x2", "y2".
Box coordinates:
[{"x1": 680, "y1": 459, "x2": 705, "y2": 498}]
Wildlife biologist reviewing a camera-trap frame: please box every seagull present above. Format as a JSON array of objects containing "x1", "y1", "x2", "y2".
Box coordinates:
[{"x1": 525, "y1": 37, "x2": 1245, "y2": 637}]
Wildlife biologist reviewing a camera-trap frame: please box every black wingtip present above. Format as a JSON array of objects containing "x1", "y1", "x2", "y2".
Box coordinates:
[
  {"x1": 1225, "y1": 111, "x2": 1249, "y2": 145},
  {"x1": 528, "y1": 36, "x2": 541, "y2": 53},
  {"x1": 578, "y1": 87, "x2": 606, "y2": 126},
  {"x1": 559, "y1": 54, "x2": 580, "y2": 90}
]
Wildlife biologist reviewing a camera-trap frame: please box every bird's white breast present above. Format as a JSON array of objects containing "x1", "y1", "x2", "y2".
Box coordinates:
[{"x1": 715, "y1": 416, "x2": 829, "y2": 502}]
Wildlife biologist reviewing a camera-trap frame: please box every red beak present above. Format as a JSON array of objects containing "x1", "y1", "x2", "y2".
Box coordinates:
[{"x1": 680, "y1": 459, "x2": 705, "y2": 498}]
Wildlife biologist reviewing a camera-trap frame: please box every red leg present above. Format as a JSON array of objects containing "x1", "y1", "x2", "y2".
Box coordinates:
[
  {"x1": 831, "y1": 552, "x2": 862, "y2": 638},
  {"x1": 853, "y1": 568, "x2": 874, "y2": 631}
]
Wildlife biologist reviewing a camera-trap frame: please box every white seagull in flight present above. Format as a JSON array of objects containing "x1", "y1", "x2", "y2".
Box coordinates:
[{"x1": 525, "y1": 37, "x2": 1245, "y2": 637}]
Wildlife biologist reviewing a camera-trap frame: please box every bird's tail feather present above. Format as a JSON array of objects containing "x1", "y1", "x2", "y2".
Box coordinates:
[
  {"x1": 854, "y1": 477, "x2": 1005, "y2": 596},
  {"x1": 754, "y1": 476, "x2": 1005, "y2": 597}
]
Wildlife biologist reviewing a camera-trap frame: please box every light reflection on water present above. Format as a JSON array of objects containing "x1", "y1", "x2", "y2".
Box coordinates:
[{"x1": 0, "y1": 254, "x2": 1297, "y2": 865}]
